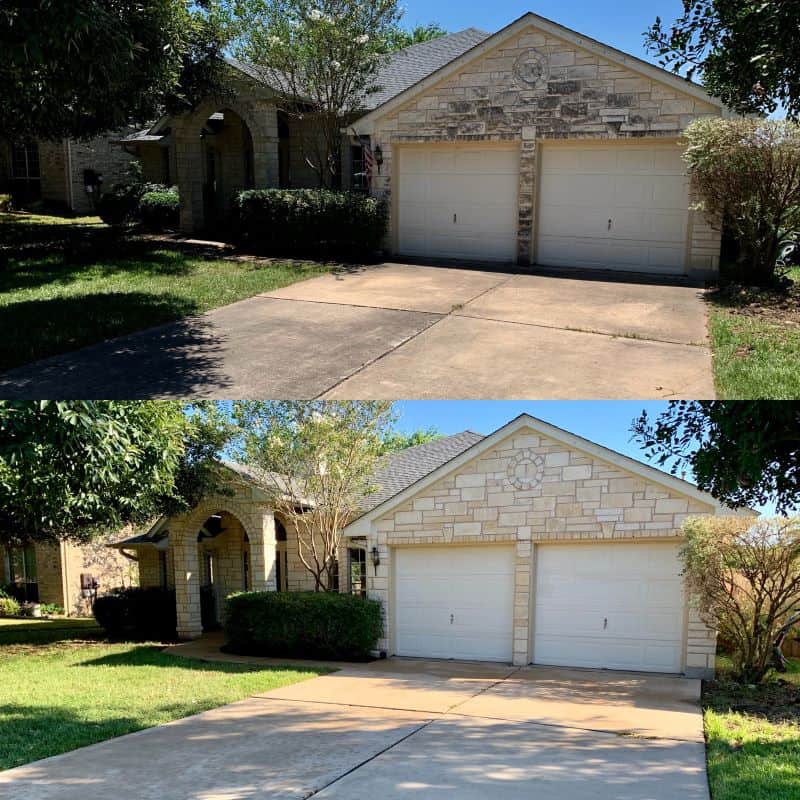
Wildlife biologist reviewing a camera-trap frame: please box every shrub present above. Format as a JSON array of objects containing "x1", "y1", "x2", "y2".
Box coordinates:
[
  {"x1": 223, "y1": 591, "x2": 383, "y2": 661},
  {"x1": 97, "y1": 185, "x2": 140, "y2": 227},
  {"x1": 0, "y1": 596, "x2": 21, "y2": 617},
  {"x1": 235, "y1": 189, "x2": 388, "y2": 259},
  {"x1": 0, "y1": 194, "x2": 11, "y2": 212},
  {"x1": 93, "y1": 587, "x2": 177, "y2": 640},
  {"x1": 681, "y1": 516, "x2": 800, "y2": 683},
  {"x1": 139, "y1": 189, "x2": 180, "y2": 231},
  {"x1": 39, "y1": 603, "x2": 64, "y2": 616},
  {"x1": 683, "y1": 118, "x2": 800, "y2": 285}
]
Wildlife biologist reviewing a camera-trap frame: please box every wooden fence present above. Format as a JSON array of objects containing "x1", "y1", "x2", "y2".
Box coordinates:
[{"x1": 783, "y1": 637, "x2": 800, "y2": 658}]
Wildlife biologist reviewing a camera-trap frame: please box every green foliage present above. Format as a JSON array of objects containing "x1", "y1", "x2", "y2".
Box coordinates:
[
  {"x1": 683, "y1": 118, "x2": 800, "y2": 284},
  {"x1": 93, "y1": 588, "x2": 178, "y2": 640},
  {"x1": 645, "y1": 1, "x2": 800, "y2": 119},
  {"x1": 226, "y1": 0, "x2": 403, "y2": 186},
  {"x1": 0, "y1": 401, "x2": 189, "y2": 546},
  {"x1": 139, "y1": 190, "x2": 180, "y2": 232},
  {"x1": 681, "y1": 516, "x2": 800, "y2": 683},
  {"x1": 380, "y1": 427, "x2": 443, "y2": 454},
  {"x1": 631, "y1": 401, "x2": 800, "y2": 513},
  {"x1": 0, "y1": 596, "x2": 21, "y2": 617},
  {"x1": 0, "y1": 1, "x2": 229, "y2": 140},
  {"x1": 235, "y1": 189, "x2": 388, "y2": 258},
  {"x1": 0, "y1": 195, "x2": 11, "y2": 212},
  {"x1": 97, "y1": 186, "x2": 140, "y2": 227},
  {"x1": 38, "y1": 603, "x2": 63, "y2": 616},
  {"x1": 224, "y1": 591, "x2": 383, "y2": 660},
  {"x1": 232, "y1": 401, "x2": 394, "y2": 591},
  {"x1": 382, "y1": 22, "x2": 447, "y2": 51}
]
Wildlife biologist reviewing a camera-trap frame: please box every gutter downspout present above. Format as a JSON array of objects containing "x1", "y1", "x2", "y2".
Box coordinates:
[
  {"x1": 64, "y1": 139, "x2": 74, "y2": 212},
  {"x1": 59, "y1": 540, "x2": 71, "y2": 616}
]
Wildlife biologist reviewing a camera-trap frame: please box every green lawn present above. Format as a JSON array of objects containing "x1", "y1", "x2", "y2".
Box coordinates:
[
  {"x1": 0, "y1": 212, "x2": 329, "y2": 371},
  {"x1": 704, "y1": 657, "x2": 800, "y2": 800},
  {"x1": 708, "y1": 267, "x2": 800, "y2": 398},
  {"x1": 0, "y1": 618, "x2": 326, "y2": 770}
]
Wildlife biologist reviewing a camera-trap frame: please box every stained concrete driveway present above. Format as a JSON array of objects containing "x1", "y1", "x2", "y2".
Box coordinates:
[
  {"x1": 0, "y1": 263, "x2": 714, "y2": 399},
  {"x1": 0, "y1": 658, "x2": 709, "y2": 800}
]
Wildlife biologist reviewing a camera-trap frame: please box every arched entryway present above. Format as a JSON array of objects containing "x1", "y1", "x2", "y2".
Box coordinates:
[
  {"x1": 195, "y1": 510, "x2": 251, "y2": 630},
  {"x1": 199, "y1": 108, "x2": 255, "y2": 233}
]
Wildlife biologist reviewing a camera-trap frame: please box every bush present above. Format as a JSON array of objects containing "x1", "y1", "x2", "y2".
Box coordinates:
[
  {"x1": 0, "y1": 194, "x2": 11, "y2": 212},
  {"x1": 97, "y1": 185, "x2": 140, "y2": 227},
  {"x1": 139, "y1": 189, "x2": 180, "y2": 231},
  {"x1": 235, "y1": 189, "x2": 388, "y2": 259},
  {"x1": 93, "y1": 587, "x2": 177, "y2": 640},
  {"x1": 0, "y1": 596, "x2": 21, "y2": 617},
  {"x1": 223, "y1": 591, "x2": 383, "y2": 661}
]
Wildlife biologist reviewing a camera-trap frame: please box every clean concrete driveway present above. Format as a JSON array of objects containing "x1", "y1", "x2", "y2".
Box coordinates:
[
  {"x1": 0, "y1": 264, "x2": 714, "y2": 398},
  {"x1": 0, "y1": 659, "x2": 709, "y2": 800}
]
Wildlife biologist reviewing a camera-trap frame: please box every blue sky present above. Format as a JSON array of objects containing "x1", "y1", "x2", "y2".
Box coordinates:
[
  {"x1": 399, "y1": 0, "x2": 686, "y2": 68},
  {"x1": 392, "y1": 401, "x2": 780, "y2": 516}
]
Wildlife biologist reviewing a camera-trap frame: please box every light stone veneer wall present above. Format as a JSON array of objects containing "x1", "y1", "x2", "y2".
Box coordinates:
[
  {"x1": 364, "y1": 427, "x2": 719, "y2": 678},
  {"x1": 367, "y1": 23, "x2": 723, "y2": 276}
]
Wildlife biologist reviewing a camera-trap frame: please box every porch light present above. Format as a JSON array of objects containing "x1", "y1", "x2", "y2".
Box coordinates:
[
  {"x1": 371, "y1": 546, "x2": 380, "y2": 574},
  {"x1": 373, "y1": 145, "x2": 383, "y2": 172}
]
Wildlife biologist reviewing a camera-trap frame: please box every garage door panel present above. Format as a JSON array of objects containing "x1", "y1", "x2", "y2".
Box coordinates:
[
  {"x1": 395, "y1": 546, "x2": 514, "y2": 662},
  {"x1": 537, "y1": 145, "x2": 689, "y2": 274},
  {"x1": 533, "y1": 542, "x2": 684, "y2": 673}
]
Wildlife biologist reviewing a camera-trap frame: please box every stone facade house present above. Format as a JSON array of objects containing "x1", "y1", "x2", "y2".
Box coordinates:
[
  {"x1": 0, "y1": 537, "x2": 135, "y2": 616},
  {"x1": 0, "y1": 134, "x2": 136, "y2": 214},
  {"x1": 124, "y1": 12, "x2": 728, "y2": 277},
  {"x1": 114, "y1": 415, "x2": 751, "y2": 680}
]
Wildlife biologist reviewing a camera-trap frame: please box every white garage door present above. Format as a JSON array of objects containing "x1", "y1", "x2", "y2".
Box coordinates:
[
  {"x1": 534, "y1": 542, "x2": 684, "y2": 673},
  {"x1": 395, "y1": 546, "x2": 514, "y2": 661},
  {"x1": 397, "y1": 146, "x2": 519, "y2": 263},
  {"x1": 537, "y1": 144, "x2": 689, "y2": 274}
]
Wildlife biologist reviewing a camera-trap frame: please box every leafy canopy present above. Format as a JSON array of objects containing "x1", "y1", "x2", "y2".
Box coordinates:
[
  {"x1": 0, "y1": 401, "x2": 229, "y2": 546},
  {"x1": 645, "y1": 0, "x2": 800, "y2": 119},
  {"x1": 232, "y1": 401, "x2": 395, "y2": 591},
  {"x1": 682, "y1": 118, "x2": 800, "y2": 284},
  {"x1": 0, "y1": 0, "x2": 228, "y2": 141},
  {"x1": 380, "y1": 427, "x2": 442, "y2": 454},
  {"x1": 383, "y1": 22, "x2": 447, "y2": 52},
  {"x1": 681, "y1": 516, "x2": 800, "y2": 682},
  {"x1": 631, "y1": 401, "x2": 800, "y2": 514}
]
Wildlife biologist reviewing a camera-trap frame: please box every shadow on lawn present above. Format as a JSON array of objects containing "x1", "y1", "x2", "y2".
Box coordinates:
[{"x1": 0, "y1": 292, "x2": 231, "y2": 397}]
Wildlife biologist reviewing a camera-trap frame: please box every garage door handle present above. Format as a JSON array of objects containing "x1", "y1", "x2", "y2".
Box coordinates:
[
  {"x1": 603, "y1": 617, "x2": 608, "y2": 629},
  {"x1": 450, "y1": 614, "x2": 454, "y2": 624},
  {"x1": 453, "y1": 213, "x2": 457, "y2": 224},
  {"x1": 607, "y1": 218, "x2": 612, "y2": 230}
]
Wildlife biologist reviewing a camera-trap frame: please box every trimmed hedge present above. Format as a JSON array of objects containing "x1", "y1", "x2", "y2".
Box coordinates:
[
  {"x1": 139, "y1": 189, "x2": 180, "y2": 231},
  {"x1": 93, "y1": 587, "x2": 177, "y2": 640},
  {"x1": 223, "y1": 591, "x2": 383, "y2": 661},
  {"x1": 235, "y1": 189, "x2": 388, "y2": 258}
]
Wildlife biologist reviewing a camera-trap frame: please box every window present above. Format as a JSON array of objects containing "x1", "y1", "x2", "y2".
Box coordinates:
[
  {"x1": 349, "y1": 548, "x2": 367, "y2": 598},
  {"x1": 158, "y1": 551, "x2": 169, "y2": 589},
  {"x1": 11, "y1": 141, "x2": 40, "y2": 181},
  {"x1": 161, "y1": 147, "x2": 171, "y2": 186},
  {"x1": 350, "y1": 145, "x2": 368, "y2": 192},
  {"x1": 6, "y1": 545, "x2": 38, "y2": 602}
]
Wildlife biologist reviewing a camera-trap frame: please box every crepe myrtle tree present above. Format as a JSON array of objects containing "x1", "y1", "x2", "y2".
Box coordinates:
[
  {"x1": 226, "y1": 0, "x2": 403, "y2": 188},
  {"x1": 681, "y1": 118, "x2": 800, "y2": 285},
  {"x1": 681, "y1": 516, "x2": 800, "y2": 682},
  {"x1": 232, "y1": 401, "x2": 394, "y2": 591}
]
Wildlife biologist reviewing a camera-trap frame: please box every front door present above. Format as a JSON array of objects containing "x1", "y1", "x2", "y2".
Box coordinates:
[{"x1": 200, "y1": 552, "x2": 219, "y2": 630}]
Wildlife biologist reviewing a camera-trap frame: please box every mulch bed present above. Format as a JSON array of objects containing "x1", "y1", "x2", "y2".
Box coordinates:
[
  {"x1": 704, "y1": 678, "x2": 800, "y2": 725},
  {"x1": 706, "y1": 279, "x2": 800, "y2": 326}
]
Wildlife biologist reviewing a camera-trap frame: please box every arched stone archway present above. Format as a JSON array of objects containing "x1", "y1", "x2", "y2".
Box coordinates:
[
  {"x1": 170, "y1": 495, "x2": 278, "y2": 639},
  {"x1": 171, "y1": 95, "x2": 280, "y2": 233}
]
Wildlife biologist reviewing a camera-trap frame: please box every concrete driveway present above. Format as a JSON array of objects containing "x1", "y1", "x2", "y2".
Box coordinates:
[
  {"x1": 0, "y1": 658, "x2": 709, "y2": 800},
  {"x1": 0, "y1": 263, "x2": 714, "y2": 398}
]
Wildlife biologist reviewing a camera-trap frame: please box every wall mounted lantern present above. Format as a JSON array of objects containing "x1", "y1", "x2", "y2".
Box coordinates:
[
  {"x1": 373, "y1": 145, "x2": 383, "y2": 173},
  {"x1": 371, "y1": 546, "x2": 381, "y2": 575}
]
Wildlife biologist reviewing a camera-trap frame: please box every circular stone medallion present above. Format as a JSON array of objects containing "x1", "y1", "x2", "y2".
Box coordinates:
[
  {"x1": 512, "y1": 49, "x2": 550, "y2": 88},
  {"x1": 507, "y1": 449, "x2": 545, "y2": 490}
]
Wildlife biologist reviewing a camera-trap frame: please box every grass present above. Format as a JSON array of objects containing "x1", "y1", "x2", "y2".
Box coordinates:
[
  {"x1": 703, "y1": 656, "x2": 800, "y2": 800},
  {"x1": 0, "y1": 211, "x2": 330, "y2": 371},
  {"x1": 707, "y1": 266, "x2": 800, "y2": 398},
  {"x1": 0, "y1": 617, "x2": 327, "y2": 770}
]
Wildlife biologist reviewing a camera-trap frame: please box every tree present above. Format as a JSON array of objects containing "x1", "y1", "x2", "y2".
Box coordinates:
[
  {"x1": 226, "y1": 0, "x2": 403, "y2": 187},
  {"x1": 232, "y1": 401, "x2": 394, "y2": 591},
  {"x1": 631, "y1": 401, "x2": 800, "y2": 514},
  {"x1": 681, "y1": 516, "x2": 800, "y2": 682},
  {"x1": 0, "y1": 0, "x2": 228, "y2": 141},
  {"x1": 645, "y1": 1, "x2": 800, "y2": 119},
  {"x1": 0, "y1": 400, "x2": 229, "y2": 547},
  {"x1": 681, "y1": 118, "x2": 800, "y2": 284},
  {"x1": 380, "y1": 426, "x2": 442, "y2": 454},
  {"x1": 383, "y1": 22, "x2": 447, "y2": 52}
]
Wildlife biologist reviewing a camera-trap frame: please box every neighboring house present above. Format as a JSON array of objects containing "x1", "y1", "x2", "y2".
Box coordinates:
[
  {"x1": 0, "y1": 134, "x2": 136, "y2": 214},
  {"x1": 0, "y1": 538, "x2": 135, "y2": 615},
  {"x1": 112, "y1": 414, "x2": 752, "y2": 679},
  {"x1": 124, "y1": 12, "x2": 728, "y2": 277}
]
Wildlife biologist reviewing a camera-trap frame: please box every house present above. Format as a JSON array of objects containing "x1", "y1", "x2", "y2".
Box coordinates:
[
  {"x1": 0, "y1": 134, "x2": 136, "y2": 214},
  {"x1": 0, "y1": 537, "x2": 134, "y2": 615},
  {"x1": 124, "y1": 12, "x2": 727, "y2": 277},
  {"x1": 112, "y1": 414, "x2": 752, "y2": 680}
]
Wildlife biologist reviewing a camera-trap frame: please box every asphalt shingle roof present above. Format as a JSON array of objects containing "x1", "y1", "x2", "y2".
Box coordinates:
[{"x1": 363, "y1": 430, "x2": 485, "y2": 512}]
